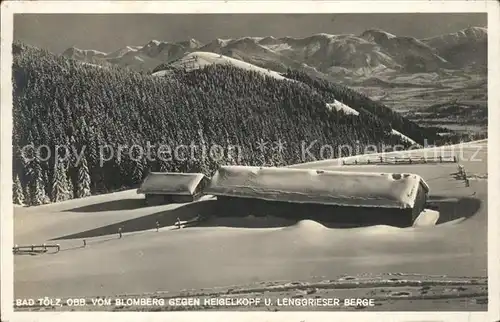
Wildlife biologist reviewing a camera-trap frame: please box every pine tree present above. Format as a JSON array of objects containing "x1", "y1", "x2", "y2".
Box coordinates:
[
  {"x1": 25, "y1": 185, "x2": 33, "y2": 206},
  {"x1": 67, "y1": 169, "x2": 75, "y2": 199},
  {"x1": 132, "y1": 158, "x2": 145, "y2": 184},
  {"x1": 27, "y1": 160, "x2": 48, "y2": 206},
  {"x1": 51, "y1": 160, "x2": 70, "y2": 202},
  {"x1": 77, "y1": 156, "x2": 91, "y2": 198},
  {"x1": 13, "y1": 173, "x2": 25, "y2": 205}
]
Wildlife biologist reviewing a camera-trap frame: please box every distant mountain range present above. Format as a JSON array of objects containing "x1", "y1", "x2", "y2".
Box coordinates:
[{"x1": 62, "y1": 27, "x2": 487, "y2": 77}]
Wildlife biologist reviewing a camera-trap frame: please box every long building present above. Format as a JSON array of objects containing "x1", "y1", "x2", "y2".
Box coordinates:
[
  {"x1": 137, "y1": 172, "x2": 209, "y2": 205},
  {"x1": 204, "y1": 166, "x2": 430, "y2": 226}
]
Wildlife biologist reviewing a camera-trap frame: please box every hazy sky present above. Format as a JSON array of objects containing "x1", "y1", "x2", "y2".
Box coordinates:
[{"x1": 14, "y1": 13, "x2": 487, "y2": 53}]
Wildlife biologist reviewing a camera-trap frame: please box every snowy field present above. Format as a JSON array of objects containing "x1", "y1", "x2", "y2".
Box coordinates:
[{"x1": 13, "y1": 140, "x2": 488, "y2": 311}]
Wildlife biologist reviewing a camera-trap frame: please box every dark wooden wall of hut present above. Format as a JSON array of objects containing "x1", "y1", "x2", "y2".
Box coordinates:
[
  {"x1": 195, "y1": 177, "x2": 210, "y2": 196},
  {"x1": 411, "y1": 183, "x2": 428, "y2": 221},
  {"x1": 213, "y1": 194, "x2": 426, "y2": 227},
  {"x1": 146, "y1": 194, "x2": 195, "y2": 205}
]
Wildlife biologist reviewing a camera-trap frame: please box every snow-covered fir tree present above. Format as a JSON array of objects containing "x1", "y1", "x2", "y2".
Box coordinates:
[
  {"x1": 51, "y1": 160, "x2": 71, "y2": 202},
  {"x1": 77, "y1": 156, "x2": 92, "y2": 198},
  {"x1": 27, "y1": 160, "x2": 49, "y2": 206},
  {"x1": 12, "y1": 173, "x2": 25, "y2": 205},
  {"x1": 66, "y1": 170, "x2": 75, "y2": 199}
]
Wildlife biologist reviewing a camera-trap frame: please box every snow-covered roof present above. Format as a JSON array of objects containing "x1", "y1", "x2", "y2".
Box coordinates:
[
  {"x1": 205, "y1": 166, "x2": 429, "y2": 209},
  {"x1": 137, "y1": 172, "x2": 207, "y2": 196}
]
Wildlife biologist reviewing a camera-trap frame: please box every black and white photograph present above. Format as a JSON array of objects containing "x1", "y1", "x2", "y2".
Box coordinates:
[{"x1": 1, "y1": 1, "x2": 499, "y2": 321}]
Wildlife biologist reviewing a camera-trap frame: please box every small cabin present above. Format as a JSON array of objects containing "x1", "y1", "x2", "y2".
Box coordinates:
[
  {"x1": 204, "y1": 166, "x2": 430, "y2": 227},
  {"x1": 137, "y1": 172, "x2": 209, "y2": 206}
]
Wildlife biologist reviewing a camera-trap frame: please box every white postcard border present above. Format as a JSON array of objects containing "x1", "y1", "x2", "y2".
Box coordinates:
[{"x1": 1, "y1": 1, "x2": 499, "y2": 322}]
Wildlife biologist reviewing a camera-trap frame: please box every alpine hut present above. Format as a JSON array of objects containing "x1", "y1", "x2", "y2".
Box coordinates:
[
  {"x1": 204, "y1": 166, "x2": 430, "y2": 226},
  {"x1": 137, "y1": 172, "x2": 209, "y2": 206}
]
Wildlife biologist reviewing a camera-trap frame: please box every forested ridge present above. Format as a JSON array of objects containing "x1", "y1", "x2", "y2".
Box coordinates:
[{"x1": 13, "y1": 43, "x2": 419, "y2": 206}]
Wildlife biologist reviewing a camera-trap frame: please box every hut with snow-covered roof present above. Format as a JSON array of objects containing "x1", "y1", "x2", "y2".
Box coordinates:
[
  {"x1": 204, "y1": 166, "x2": 430, "y2": 226},
  {"x1": 137, "y1": 172, "x2": 209, "y2": 205}
]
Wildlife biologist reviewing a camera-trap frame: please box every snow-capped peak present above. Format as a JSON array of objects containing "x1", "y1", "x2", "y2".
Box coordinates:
[
  {"x1": 145, "y1": 39, "x2": 162, "y2": 47},
  {"x1": 360, "y1": 29, "x2": 397, "y2": 43},
  {"x1": 422, "y1": 26, "x2": 487, "y2": 49}
]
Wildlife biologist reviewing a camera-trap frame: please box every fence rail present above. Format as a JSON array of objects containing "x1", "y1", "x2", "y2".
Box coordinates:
[
  {"x1": 341, "y1": 155, "x2": 457, "y2": 166},
  {"x1": 13, "y1": 244, "x2": 60, "y2": 254}
]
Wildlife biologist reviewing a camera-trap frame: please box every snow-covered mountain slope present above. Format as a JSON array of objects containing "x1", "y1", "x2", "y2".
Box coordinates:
[
  {"x1": 63, "y1": 39, "x2": 204, "y2": 71},
  {"x1": 62, "y1": 47, "x2": 107, "y2": 61},
  {"x1": 195, "y1": 36, "x2": 318, "y2": 75},
  {"x1": 200, "y1": 33, "x2": 401, "y2": 74},
  {"x1": 80, "y1": 62, "x2": 103, "y2": 69},
  {"x1": 152, "y1": 51, "x2": 286, "y2": 80},
  {"x1": 61, "y1": 27, "x2": 487, "y2": 76},
  {"x1": 421, "y1": 27, "x2": 487, "y2": 68},
  {"x1": 391, "y1": 129, "x2": 417, "y2": 145},
  {"x1": 326, "y1": 100, "x2": 360, "y2": 116},
  {"x1": 325, "y1": 102, "x2": 418, "y2": 144},
  {"x1": 422, "y1": 27, "x2": 487, "y2": 52},
  {"x1": 106, "y1": 45, "x2": 142, "y2": 59},
  {"x1": 360, "y1": 29, "x2": 451, "y2": 72}
]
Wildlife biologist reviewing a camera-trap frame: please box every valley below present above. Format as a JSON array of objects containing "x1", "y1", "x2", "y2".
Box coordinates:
[{"x1": 345, "y1": 71, "x2": 487, "y2": 136}]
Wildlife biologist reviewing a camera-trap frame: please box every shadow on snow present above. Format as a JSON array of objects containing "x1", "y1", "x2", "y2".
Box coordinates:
[
  {"x1": 62, "y1": 198, "x2": 148, "y2": 213},
  {"x1": 51, "y1": 195, "x2": 482, "y2": 241}
]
